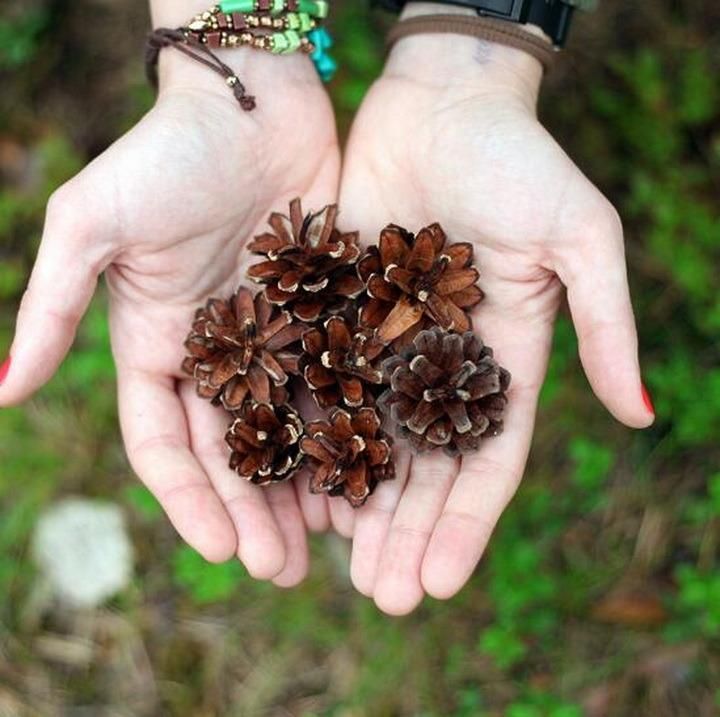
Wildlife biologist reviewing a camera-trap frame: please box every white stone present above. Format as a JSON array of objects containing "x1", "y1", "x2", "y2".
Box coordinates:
[{"x1": 32, "y1": 498, "x2": 134, "y2": 609}]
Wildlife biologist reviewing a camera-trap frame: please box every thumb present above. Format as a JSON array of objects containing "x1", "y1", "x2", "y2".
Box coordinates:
[
  {"x1": 0, "y1": 185, "x2": 115, "y2": 406},
  {"x1": 556, "y1": 207, "x2": 654, "y2": 429}
]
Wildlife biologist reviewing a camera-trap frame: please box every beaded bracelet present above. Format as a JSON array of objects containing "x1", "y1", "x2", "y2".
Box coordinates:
[{"x1": 146, "y1": 0, "x2": 337, "y2": 112}]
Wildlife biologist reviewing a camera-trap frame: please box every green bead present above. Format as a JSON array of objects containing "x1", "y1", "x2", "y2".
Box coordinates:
[
  {"x1": 298, "y1": 12, "x2": 313, "y2": 32},
  {"x1": 283, "y1": 30, "x2": 302, "y2": 53},
  {"x1": 286, "y1": 12, "x2": 300, "y2": 29},
  {"x1": 271, "y1": 0, "x2": 284, "y2": 14},
  {"x1": 298, "y1": 0, "x2": 328, "y2": 19},
  {"x1": 271, "y1": 32, "x2": 288, "y2": 53},
  {"x1": 219, "y1": 0, "x2": 254, "y2": 13}
]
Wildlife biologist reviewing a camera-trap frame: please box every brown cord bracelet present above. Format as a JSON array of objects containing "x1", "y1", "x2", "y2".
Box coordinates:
[
  {"x1": 146, "y1": 29, "x2": 257, "y2": 111},
  {"x1": 387, "y1": 14, "x2": 557, "y2": 72}
]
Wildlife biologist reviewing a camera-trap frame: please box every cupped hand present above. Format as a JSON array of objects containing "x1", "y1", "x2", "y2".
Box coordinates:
[
  {"x1": 338, "y1": 29, "x2": 655, "y2": 614},
  {"x1": 0, "y1": 49, "x2": 339, "y2": 586}
]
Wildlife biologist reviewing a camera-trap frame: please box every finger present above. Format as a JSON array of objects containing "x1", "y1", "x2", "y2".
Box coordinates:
[
  {"x1": 179, "y1": 381, "x2": 288, "y2": 580},
  {"x1": 420, "y1": 297, "x2": 552, "y2": 600},
  {"x1": 556, "y1": 208, "x2": 653, "y2": 428},
  {"x1": 265, "y1": 482, "x2": 310, "y2": 588},
  {"x1": 349, "y1": 450, "x2": 412, "y2": 597},
  {"x1": 327, "y1": 494, "x2": 357, "y2": 539},
  {"x1": 293, "y1": 469, "x2": 331, "y2": 533},
  {"x1": 420, "y1": 384, "x2": 538, "y2": 600},
  {"x1": 118, "y1": 368, "x2": 237, "y2": 563},
  {"x1": 373, "y1": 453, "x2": 460, "y2": 616},
  {"x1": 0, "y1": 188, "x2": 114, "y2": 406}
]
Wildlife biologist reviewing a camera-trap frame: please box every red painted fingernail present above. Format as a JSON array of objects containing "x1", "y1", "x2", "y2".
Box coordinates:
[
  {"x1": 641, "y1": 383, "x2": 654, "y2": 415},
  {"x1": 0, "y1": 356, "x2": 10, "y2": 385}
]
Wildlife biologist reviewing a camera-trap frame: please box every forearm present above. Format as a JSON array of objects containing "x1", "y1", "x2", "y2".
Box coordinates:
[{"x1": 388, "y1": 2, "x2": 545, "y2": 107}]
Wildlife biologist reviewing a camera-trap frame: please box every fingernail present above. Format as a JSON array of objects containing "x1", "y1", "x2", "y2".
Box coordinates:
[
  {"x1": 641, "y1": 383, "x2": 654, "y2": 415},
  {"x1": 0, "y1": 356, "x2": 10, "y2": 385}
]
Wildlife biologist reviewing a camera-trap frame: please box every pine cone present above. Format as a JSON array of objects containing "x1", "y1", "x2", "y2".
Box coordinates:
[
  {"x1": 358, "y1": 224, "x2": 484, "y2": 350},
  {"x1": 378, "y1": 327, "x2": 510, "y2": 457},
  {"x1": 301, "y1": 316, "x2": 386, "y2": 409},
  {"x1": 300, "y1": 408, "x2": 395, "y2": 507},
  {"x1": 247, "y1": 198, "x2": 365, "y2": 322},
  {"x1": 226, "y1": 402, "x2": 304, "y2": 484},
  {"x1": 182, "y1": 288, "x2": 304, "y2": 410}
]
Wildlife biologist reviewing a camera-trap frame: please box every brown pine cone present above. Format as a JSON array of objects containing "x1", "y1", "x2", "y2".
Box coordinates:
[
  {"x1": 226, "y1": 402, "x2": 304, "y2": 484},
  {"x1": 300, "y1": 407, "x2": 395, "y2": 507},
  {"x1": 301, "y1": 316, "x2": 386, "y2": 409},
  {"x1": 247, "y1": 198, "x2": 365, "y2": 322},
  {"x1": 358, "y1": 224, "x2": 484, "y2": 350},
  {"x1": 378, "y1": 327, "x2": 510, "y2": 457},
  {"x1": 182, "y1": 288, "x2": 304, "y2": 410}
]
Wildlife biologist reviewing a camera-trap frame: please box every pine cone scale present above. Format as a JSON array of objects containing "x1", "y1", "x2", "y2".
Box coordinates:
[
  {"x1": 376, "y1": 298, "x2": 426, "y2": 343},
  {"x1": 405, "y1": 232, "x2": 436, "y2": 273},
  {"x1": 434, "y1": 268, "x2": 480, "y2": 296},
  {"x1": 450, "y1": 285, "x2": 485, "y2": 308},
  {"x1": 406, "y1": 400, "x2": 444, "y2": 434}
]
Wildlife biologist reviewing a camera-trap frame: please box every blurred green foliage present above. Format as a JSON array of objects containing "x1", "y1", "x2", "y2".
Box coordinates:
[
  {"x1": 0, "y1": 1, "x2": 719, "y2": 715},
  {"x1": 0, "y1": 7, "x2": 49, "y2": 70}
]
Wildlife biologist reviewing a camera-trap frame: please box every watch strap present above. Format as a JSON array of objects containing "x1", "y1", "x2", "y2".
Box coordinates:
[
  {"x1": 374, "y1": 0, "x2": 576, "y2": 47},
  {"x1": 387, "y1": 14, "x2": 557, "y2": 70}
]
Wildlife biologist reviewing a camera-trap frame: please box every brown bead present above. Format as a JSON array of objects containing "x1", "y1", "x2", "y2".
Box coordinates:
[
  {"x1": 217, "y1": 13, "x2": 229, "y2": 28},
  {"x1": 231, "y1": 12, "x2": 246, "y2": 29},
  {"x1": 257, "y1": 0, "x2": 271, "y2": 10},
  {"x1": 206, "y1": 31, "x2": 221, "y2": 48},
  {"x1": 286, "y1": 0, "x2": 299, "y2": 9}
]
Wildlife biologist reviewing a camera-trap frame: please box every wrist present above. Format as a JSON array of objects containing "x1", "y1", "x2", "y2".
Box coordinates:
[
  {"x1": 387, "y1": 2, "x2": 544, "y2": 108},
  {"x1": 157, "y1": 48, "x2": 319, "y2": 99}
]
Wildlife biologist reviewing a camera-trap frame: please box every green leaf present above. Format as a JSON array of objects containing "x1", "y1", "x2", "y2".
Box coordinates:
[
  {"x1": 122, "y1": 485, "x2": 163, "y2": 520},
  {"x1": 478, "y1": 624, "x2": 527, "y2": 670},
  {"x1": 569, "y1": 437, "x2": 614, "y2": 490},
  {"x1": 172, "y1": 545, "x2": 246, "y2": 604}
]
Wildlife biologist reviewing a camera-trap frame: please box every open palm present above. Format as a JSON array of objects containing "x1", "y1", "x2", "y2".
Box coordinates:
[
  {"x1": 0, "y1": 55, "x2": 339, "y2": 587},
  {"x1": 337, "y1": 43, "x2": 654, "y2": 614}
]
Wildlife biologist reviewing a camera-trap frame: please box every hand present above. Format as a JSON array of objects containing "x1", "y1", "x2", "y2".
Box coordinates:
[
  {"x1": 338, "y1": 18, "x2": 655, "y2": 614},
  {"x1": 0, "y1": 44, "x2": 339, "y2": 586}
]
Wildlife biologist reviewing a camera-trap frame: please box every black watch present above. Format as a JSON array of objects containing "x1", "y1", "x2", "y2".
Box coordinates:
[{"x1": 373, "y1": 0, "x2": 575, "y2": 47}]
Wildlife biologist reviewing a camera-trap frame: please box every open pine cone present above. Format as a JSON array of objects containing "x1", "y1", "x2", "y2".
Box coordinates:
[
  {"x1": 300, "y1": 407, "x2": 395, "y2": 507},
  {"x1": 378, "y1": 327, "x2": 510, "y2": 457},
  {"x1": 246, "y1": 198, "x2": 365, "y2": 322},
  {"x1": 301, "y1": 316, "x2": 385, "y2": 409},
  {"x1": 182, "y1": 288, "x2": 304, "y2": 410},
  {"x1": 225, "y1": 402, "x2": 304, "y2": 484},
  {"x1": 358, "y1": 224, "x2": 484, "y2": 350}
]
